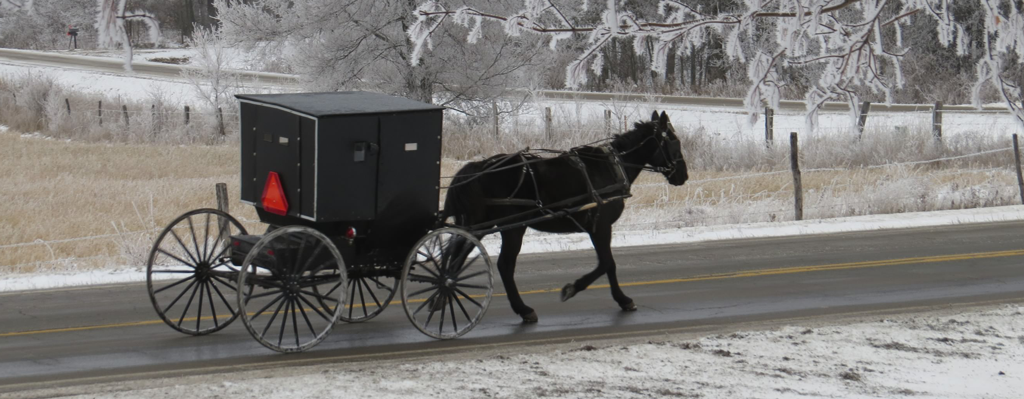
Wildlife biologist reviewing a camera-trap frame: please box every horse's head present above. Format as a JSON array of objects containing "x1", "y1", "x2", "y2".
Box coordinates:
[{"x1": 647, "y1": 111, "x2": 688, "y2": 186}]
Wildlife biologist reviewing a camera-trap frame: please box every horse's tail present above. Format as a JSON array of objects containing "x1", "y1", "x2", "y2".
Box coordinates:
[{"x1": 441, "y1": 161, "x2": 487, "y2": 227}]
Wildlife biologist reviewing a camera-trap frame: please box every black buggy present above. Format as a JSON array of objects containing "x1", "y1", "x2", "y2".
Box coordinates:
[
  {"x1": 145, "y1": 92, "x2": 687, "y2": 353},
  {"x1": 146, "y1": 92, "x2": 496, "y2": 352}
]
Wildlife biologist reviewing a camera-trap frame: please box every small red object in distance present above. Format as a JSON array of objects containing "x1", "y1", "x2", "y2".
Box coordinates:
[{"x1": 261, "y1": 171, "x2": 289, "y2": 216}]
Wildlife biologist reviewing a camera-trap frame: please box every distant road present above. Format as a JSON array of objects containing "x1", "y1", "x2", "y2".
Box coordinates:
[
  {"x1": 0, "y1": 48, "x2": 298, "y2": 87},
  {"x1": 0, "y1": 48, "x2": 1011, "y2": 114},
  {"x1": 1, "y1": 221, "x2": 1023, "y2": 393}
]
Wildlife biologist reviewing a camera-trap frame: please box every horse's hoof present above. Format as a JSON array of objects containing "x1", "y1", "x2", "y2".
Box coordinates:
[
  {"x1": 560, "y1": 284, "x2": 576, "y2": 302},
  {"x1": 620, "y1": 302, "x2": 637, "y2": 311},
  {"x1": 521, "y1": 311, "x2": 538, "y2": 324}
]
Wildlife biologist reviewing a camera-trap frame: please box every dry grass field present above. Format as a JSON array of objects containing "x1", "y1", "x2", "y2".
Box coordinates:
[
  {"x1": 0, "y1": 132, "x2": 258, "y2": 273},
  {"x1": 2, "y1": 124, "x2": 1020, "y2": 276}
]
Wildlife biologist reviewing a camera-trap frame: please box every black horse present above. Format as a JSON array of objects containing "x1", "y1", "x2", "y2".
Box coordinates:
[{"x1": 442, "y1": 111, "x2": 688, "y2": 323}]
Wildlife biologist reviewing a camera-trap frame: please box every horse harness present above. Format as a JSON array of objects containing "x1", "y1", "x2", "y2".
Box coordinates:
[{"x1": 481, "y1": 145, "x2": 632, "y2": 212}]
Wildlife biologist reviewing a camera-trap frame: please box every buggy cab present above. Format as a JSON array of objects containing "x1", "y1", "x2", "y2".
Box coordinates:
[{"x1": 232, "y1": 92, "x2": 444, "y2": 267}]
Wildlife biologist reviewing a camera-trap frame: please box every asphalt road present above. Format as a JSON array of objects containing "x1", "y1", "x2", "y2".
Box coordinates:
[
  {"x1": 0, "y1": 48, "x2": 297, "y2": 86},
  {"x1": 1, "y1": 221, "x2": 1022, "y2": 392}
]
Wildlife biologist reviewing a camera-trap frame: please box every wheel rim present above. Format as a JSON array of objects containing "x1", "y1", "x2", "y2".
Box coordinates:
[
  {"x1": 237, "y1": 226, "x2": 347, "y2": 353},
  {"x1": 146, "y1": 209, "x2": 248, "y2": 336},
  {"x1": 336, "y1": 267, "x2": 399, "y2": 323},
  {"x1": 402, "y1": 228, "x2": 493, "y2": 340}
]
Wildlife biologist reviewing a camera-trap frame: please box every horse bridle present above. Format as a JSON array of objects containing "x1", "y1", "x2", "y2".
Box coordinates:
[{"x1": 613, "y1": 123, "x2": 683, "y2": 175}]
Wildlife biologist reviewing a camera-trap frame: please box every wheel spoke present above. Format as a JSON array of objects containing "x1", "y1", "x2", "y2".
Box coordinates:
[
  {"x1": 210, "y1": 274, "x2": 239, "y2": 292},
  {"x1": 453, "y1": 287, "x2": 483, "y2": 308},
  {"x1": 205, "y1": 282, "x2": 219, "y2": 328},
  {"x1": 201, "y1": 212, "x2": 211, "y2": 263},
  {"x1": 186, "y1": 216, "x2": 203, "y2": 265},
  {"x1": 356, "y1": 277, "x2": 368, "y2": 318},
  {"x1": 447, "y1": 291, "x2": 458, "y2": 334},
  {"x1": 297, "y1": 292, "x2": 333, "y2": 322},
  {"x1": 347, "y1": 279, "x2": 356, "y2": 319},
  {"x1": 196, "y1": 281, "x2": 206, "y2": 331},
  {"x1": 249, "y1": 292, "x2": 285, "y2": 321},
  {"x1": 322, "y1": 280, "x2": 344, "y2": 299},
  {"x1": 161, "y1": 278, "x2": 198, "y2": 315},
  {"x1": 154, "y1": 275, "x2": 196, "y2": 294},
  {"x1": 359, "y1": 278, "x2": 383, "y2": 310},
  {"x1": 291, "y1": 300, "x2": 300, "y2": 348},
  {"x1": 260, "y1": 296, "x2": 288, "y2": 339},
  {"x1": 412, "y1": 289, "x2": 441, "y2": 316},
  {"x1": 298, "y1": 300, "x2": 317, "y2": 336},
  {"x1": 208, "y1": 278, "x2": 236, "y2": 315},
  {"x1": 299, "y1": 242, "x2": 325, "y2": 275},
  {"x1": 367, "y1": 276, "x2": 394, "y2": 293},
  {"x1": 176, "y1": 280, "x2": 202, "y2": 328},
  {"x1": 277, "y1": 298, "x2": 290, "y2": 347},
  {"x1": 168, "y1": 229, "x2": 201, "y2": 266},
  {"x1": 452, "y1": 290, "x2": 473, "y2": 321},
  {"x1": 454, "y1": 254, "x2": 481, "y2": 276},
  {"x1": 454, "y1": 270, "x2": 487, "y2": 282},
  {"x1": 300, "y1": 289, "x2": 339, "y2": 303},
  {"x1": 454, "y1": 283, "x2": 489, "y2": 290},
  {"x1": 407, "y1": 284, "x2": 441, "y2": 298},
  {"x1": 156, "y1": 248, "x2": 196, "y2": 269},
  {"x1": 438, "y1": 291, "x2": 447, "y2": 335}
]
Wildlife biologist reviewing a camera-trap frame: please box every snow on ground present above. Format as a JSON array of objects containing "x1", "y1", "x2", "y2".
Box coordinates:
[
  {"x1": 3, "y1": 205, "x2": 1023, "y2": 292},
  {"x1": 27, "y1": 302, "x2": 1022, "y2": 399}
]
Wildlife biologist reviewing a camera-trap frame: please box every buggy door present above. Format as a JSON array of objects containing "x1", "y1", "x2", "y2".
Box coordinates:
[{"x1": 251, "y1": 107, "x2": 304, "y2": 218}]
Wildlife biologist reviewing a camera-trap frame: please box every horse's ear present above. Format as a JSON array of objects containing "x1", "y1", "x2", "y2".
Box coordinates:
[
  {"x1": 651, "y1": 111, "x2": 659, "y2": 121},
  {"x1": 659, "y1": 111, "x2": 669, "y2": 129}
]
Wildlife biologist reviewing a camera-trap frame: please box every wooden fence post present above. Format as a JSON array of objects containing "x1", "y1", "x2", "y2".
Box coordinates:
[
  {"x1": 122, "y1": 105, "x2": 129, "y2": 126},
  {"x1": 932, "y1": 101, "x2": 943, "y2": 140},
  {"x1": 604, "y1": 109, "x2": 612, "y2": 134},
  {"x1": 184, "y1": 105, "x2": 191, "y2": 125},
  {"x1": 492, "y1": 102, "x2": 499, "y2": 138},
  {"x1": 790, "y1": 132, "x2": 803, "y2": 221},
  {"x1": 764, "y1": 106, "x2": 774, "y2": 146},
  {"x1": 216, "y1": 182, "x2": 230, "y2": 243},
  {"x1": 151, "y1": 104, "x2": 158, "y2": 136},
  {"x1": 217, "y1": 107, "x2": 225, "y2": 136},
  {"x1": 65, "y1": 98, "x2": 70, "y2": 116},
  {"x1": 856, "y1": 101, "x2": 871, "y2": 138},
  {"x1": 544, "y1": 107, "x2": 552, "y2": 140},
  {"x1": 97, "y1": 101, "x2": 102, "y2": 126},
  {"x1": 1014, "y1": 134, "x2": 1024, "y2": 205}
]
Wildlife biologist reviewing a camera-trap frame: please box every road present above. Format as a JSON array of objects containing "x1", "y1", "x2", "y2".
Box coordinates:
[
  {"x1": 0, "y1": 221, "x2": 1022, "y2": 393},
  {"x1": 0, "y1": 48, "x2": 297, "y2": 87},
  {"x1": 1, "y1": 48, "x2": 1010, "y2": 114}
]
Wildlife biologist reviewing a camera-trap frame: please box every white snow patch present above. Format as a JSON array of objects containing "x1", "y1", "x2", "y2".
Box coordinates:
[{"x1": 50, "y1": 303, "x2": 1024, "y2": 398}]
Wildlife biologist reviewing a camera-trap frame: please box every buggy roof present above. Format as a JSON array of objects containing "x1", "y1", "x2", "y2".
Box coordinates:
[{"x1": 235, "y1": 91, "x2": 444, "y2": 118}]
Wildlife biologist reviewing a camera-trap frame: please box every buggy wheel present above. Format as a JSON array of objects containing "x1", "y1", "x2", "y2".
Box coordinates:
[
  {"x1": 336, "y1": 268, "x2": 398, "y2": 323},
  {"x1": 237, "y1": 226, "x2": 347, "y2": 353},
  {"x1": 146, "y1": 208, "x2": 248, "y2": 336},
  {"x1": 401, "y1": 228, "x2": 493, "y2": 340}
]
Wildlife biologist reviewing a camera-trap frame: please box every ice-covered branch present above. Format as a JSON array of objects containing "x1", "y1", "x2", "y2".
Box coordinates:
[{"x1": 410, "y1": 0, "x2": 1024, "y2": 132}]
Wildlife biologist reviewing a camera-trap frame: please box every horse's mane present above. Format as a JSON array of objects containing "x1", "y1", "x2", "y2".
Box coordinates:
[{"x1": 609, "y1": 121, "x2": 656, "y2": 153}]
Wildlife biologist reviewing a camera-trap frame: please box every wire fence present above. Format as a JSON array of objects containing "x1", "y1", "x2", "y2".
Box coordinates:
[{"x1": 3, "y1": 142, "x2": 1022, "y2": 274}]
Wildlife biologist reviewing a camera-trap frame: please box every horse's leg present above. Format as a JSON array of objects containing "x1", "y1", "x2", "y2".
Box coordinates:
[
  {"x1": 497, "y1": 227, "x2": 537, "y2": 323},
  {"x1": 560, "y1": 223, "x2": 635, "y2": 311}
]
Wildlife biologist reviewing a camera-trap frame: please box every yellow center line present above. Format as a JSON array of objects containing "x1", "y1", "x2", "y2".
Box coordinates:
[{"x1": 2, "y1": 249, "x2": 1022, "y2": 338}]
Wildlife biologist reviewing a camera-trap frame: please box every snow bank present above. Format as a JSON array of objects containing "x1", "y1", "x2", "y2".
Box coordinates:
[{"x1": 46, "y1": 303, "x2": 1024, "y2": 398}]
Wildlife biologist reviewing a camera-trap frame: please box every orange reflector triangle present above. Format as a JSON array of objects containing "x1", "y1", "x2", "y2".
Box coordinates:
[{"x1": 261, "y1": 171, "x2": 289, "y2": 216}]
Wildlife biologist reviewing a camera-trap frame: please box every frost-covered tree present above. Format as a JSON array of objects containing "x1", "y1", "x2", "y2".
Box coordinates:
[
  {"x1": 181, "y1": 25, "x2": 239, "y2": 110},
  {"x1": 95, "y1": 0, "x2": 160, "y2": 71},
  {"x1": 409, "y1": 0, "x2": 1024, "y2": 130},
  {"x1": 0, "y1": 0, "x2": 95, "y2": 50},
  {"x1": 213, "y1": 0, "x2": 544, "y2": 109}
]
